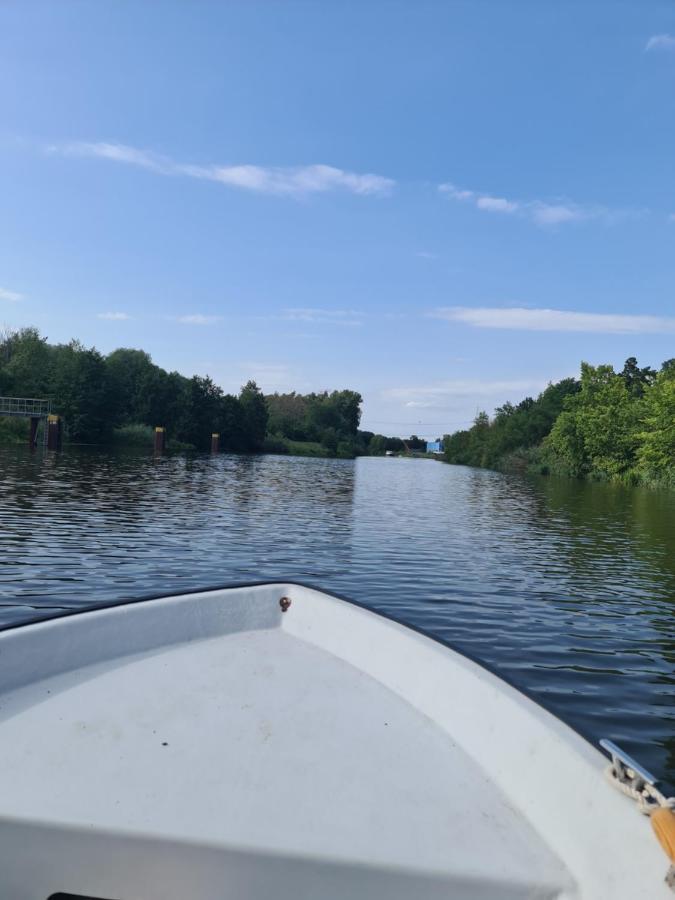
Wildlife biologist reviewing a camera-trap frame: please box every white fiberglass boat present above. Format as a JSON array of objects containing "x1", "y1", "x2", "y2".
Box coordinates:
[{"x1": 0, "y1": 582, "x2": 673, "y2": 900}]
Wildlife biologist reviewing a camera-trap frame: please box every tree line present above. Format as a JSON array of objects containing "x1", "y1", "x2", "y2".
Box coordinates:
[
  {"x1": 443, "y1": 357, "x2": 675, "y2": 487},
  {"x1": 0, "y1": 328, "x2": 362, "y2": 455},
  {"x1": 265, "y1": 392, "x2": 433, "y2": 457}
]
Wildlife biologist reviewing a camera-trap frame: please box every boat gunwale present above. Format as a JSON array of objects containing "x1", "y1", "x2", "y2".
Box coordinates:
[
  {"x1": 2, "y1": 580, "x2": 670, "y2": 897},
  {"x1": 0, "y1": 578, "x2": 607, "y2": 763}
]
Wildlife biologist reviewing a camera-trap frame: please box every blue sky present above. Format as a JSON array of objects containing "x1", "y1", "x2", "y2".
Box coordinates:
[{"x1": 1, "y1": 1, "x2": 674, "y2": 437}]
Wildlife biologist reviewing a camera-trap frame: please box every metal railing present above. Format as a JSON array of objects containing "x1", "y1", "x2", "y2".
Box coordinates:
[{"x1": 0, "y1": 397, "x2": 52, "y2": 418}]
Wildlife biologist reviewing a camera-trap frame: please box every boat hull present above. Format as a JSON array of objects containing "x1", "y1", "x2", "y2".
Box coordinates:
[{"x1": 0, "y1": 583, "x2": 666, "y2": 899}]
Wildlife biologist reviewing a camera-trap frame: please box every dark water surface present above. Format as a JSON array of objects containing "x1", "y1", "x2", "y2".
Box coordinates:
[{"x1": 1, "y1": 448, "x2": 673, "y2": 787}]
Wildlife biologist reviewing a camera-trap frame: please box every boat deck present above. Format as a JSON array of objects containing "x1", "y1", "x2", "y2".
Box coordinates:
[
  {"x1": 0, "y1": 582, "x2": 665, "y2": 899},
  {"x1": 0, "y1": 625, "x2": 568, "y2": 898}
]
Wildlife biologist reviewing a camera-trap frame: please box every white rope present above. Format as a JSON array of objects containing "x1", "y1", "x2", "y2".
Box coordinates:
[{"x1": 605, "y1": 761, "x2": 675, "y2": 816}]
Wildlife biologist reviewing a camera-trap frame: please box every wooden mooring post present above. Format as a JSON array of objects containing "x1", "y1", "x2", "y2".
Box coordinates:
[
  {"x1": 46, "y1": 415, "x2": 62, "y2": 451},
  {"x1": 29, "y1": 416, "x2": 40, "y2": 449},
  {"x1": 211, "y1": 432, "x2": 220, "y2": 453},
  {"x1": 154, "y1": 427, "x2": 166, "y2": 453}
]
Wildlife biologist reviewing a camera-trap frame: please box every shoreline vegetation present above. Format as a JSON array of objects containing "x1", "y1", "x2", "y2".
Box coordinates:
[
  {"x1": 2, "y1": 329, "x2": 672, "y2": 488},
  {"x1": 442, "y1": 357, "x2": 675, "y2": 490},
  {"x1": 0, "y1": 327, "x2": 428, "y2": 460}
]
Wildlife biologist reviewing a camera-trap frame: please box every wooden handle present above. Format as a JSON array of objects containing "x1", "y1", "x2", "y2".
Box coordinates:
[{"x1": 652, "y1": 807, "x2": 675, "y2": 863}]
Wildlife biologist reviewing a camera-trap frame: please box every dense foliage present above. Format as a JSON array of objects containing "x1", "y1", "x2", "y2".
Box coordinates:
[
  {"x1": 0, "y1": 327, "x2": 269, "y2": 451},
  {"x1": 443, "y1": 358, "x2": 675, "y2": 487},
  {"x1": 0, "y1": 327, "x2": 381, "y2": 457},
  {"x1": 265, "y1": 390, "x2": 365, "y2": 457}
]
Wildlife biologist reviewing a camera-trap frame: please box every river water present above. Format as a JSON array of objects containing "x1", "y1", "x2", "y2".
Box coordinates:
[{"x1": 0, "y1": 448, "x2": 673, "y2": 787}]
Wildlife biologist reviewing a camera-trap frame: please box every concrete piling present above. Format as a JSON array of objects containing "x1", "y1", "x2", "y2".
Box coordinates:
[{"x1": 211, "y1": 432, "x2": 220, "y2": 453}]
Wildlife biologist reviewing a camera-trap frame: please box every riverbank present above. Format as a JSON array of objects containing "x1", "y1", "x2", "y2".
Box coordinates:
[
  {"x1": 263, "y1": 435, "x2": 350, "y2": 458},
  {"x1": 0, "y1": 420, "x2": 360, "y2": 459},
  {"x1": 480, "y1": 444, "x2": 675, "y2": 491},
  {"x1": 442, "y1": 359, "x2": 675, "y2": 491}
]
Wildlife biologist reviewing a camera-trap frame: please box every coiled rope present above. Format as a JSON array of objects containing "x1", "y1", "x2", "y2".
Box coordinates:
[
  {"x1": 605, "y1": 757, "x2": 675, "y2": 890},
  {"x1": 605, "y1": 758, "x2": 675, "y2": 816}
]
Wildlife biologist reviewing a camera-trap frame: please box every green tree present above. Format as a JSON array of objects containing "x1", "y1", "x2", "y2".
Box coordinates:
[
  {"x1": 148, "y1": 369, "x2": 190, "y2": 436},
  {"x1": 239, "y1": 381, "x2": 268, "y2": 450},
  {"x1": 548, "y1": 363, "x2": 642, "y2": 478},
  {"x1": 467, "y1": 411, "x2": 491, "y2": 466},
  {"x1": 407, "y1": 435, "x2": 427, "y2": 450},
  {"x1": 443, "y1": 429, "x2": 472, "y2": 465},
  {"x1": 0, "y1": 324, "x2": 369, "y2": 456},
  {"x1": 635, "y1": 366, "x2": 675, "y2": 481},
  {"x1": 51, "y1": 341, "x2": 112, "y2": 443},
  {"x1": 179, "y1": 376, "x2": 224, "y2": 450},
  {"x1": 620, "y1": 357, "x2": 656, "y2": 398},
  {"x1": 0, "y1": 327, "x2": 53, "y2": 397},
  {"x1": 368, "y1": 434, "x2": 387, "y2": 455},
  {"x1": 105, "y1": 348, "x2": 160, "y2": 427},
  {"x1": 217, "y1": 394, "x2": 246, "y2": 450},
  {"x1": 266, "y1": 392, "x2": 309, "y2": 441}
]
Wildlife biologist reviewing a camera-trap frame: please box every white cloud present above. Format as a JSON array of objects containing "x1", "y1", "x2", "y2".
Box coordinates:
[
  {"x1": 174, "y1": 314, "x2": 223, "y2": 325},
  {"x1": 432, "y1": 306, "x2": 675, "y2": 334},
  {"x1": 97, "y1": 311, "x2": 131, "y2": 321},
  {"x1": 384, "y1": 378, "x2": 548, "y2": 406},
  {"x1": 59, "y1": 142, "x2": 173, "y2": 172},
  {"x1": 0, "y1": 287, "x2": 23, "y2": 302},
  {"x1": 439, "y1": 181, "x2": 611, "y2": 226},
  {"x1": 208, "y1": 164, "x2": 393, "y2": 196},
  {"x1": 529, "y1": 202, "x2": 585, "y2": 225},
  {"x1": 476, "y1": 195, "x2": 518, "y2": 213},
  {"x1": 646, "y1": 34, "x2": 675, "y2": 51},
  {"x1": 49, "y1": 142, "x2": 395, "y2": 198},
  {"x1": 439, "y1": 184, "x2": 475, "y2": 202},
  {"x1": 416, "y1": 251, "x2": 437, "y2": 259},
  {"x1": 281, "y1": 308, "x2": 364, "y2": 326}
]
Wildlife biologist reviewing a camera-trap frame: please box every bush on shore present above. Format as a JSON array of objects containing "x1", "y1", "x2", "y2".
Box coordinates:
[{"x1": 444, "y1": 357, "x2": 675, "y2": 490}]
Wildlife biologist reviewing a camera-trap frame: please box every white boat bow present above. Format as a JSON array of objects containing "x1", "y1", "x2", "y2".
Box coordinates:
[{"x1": 0, "y1": 582, "x2": 671, "y2": 899}]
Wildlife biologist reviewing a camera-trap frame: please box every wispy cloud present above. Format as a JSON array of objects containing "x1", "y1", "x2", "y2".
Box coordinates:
[
  {"x1": 241, "y1": 362, "x2": 296, "y2": 391},
  {"x1": 439, "y1": 182, "x2": 614, "y2": 226},
  {"x1": 476, "y1": 195, "x2": 518, "y2": 213},
  {"x1": 416, "y1": 251, "x2": 438, "y2": 259},
  {"x1": 0, "y1": 287, "x2": 23, "y2": 302},
  {"x1": 204, "y1": 360, "x2": 305, "y2": 394},
  {"x1": 174, "y1": 314, "x2": 223, "y2": 325},
  {"x1": 645, "y1": 34, "x2": 675, "y2": 51},
  {"x1": 384, "y1": 378, "x2": 548, "y2": 408},
  {"x1": 281, "y1": 308, "x2": 364, "y2": 326},
  {"x1": 97, "y1": 311, "x2": 131, "y2": 321},
  {"x1": 48, "y1": 142, "x2": 395, "y2": 198},
  {"x1": 432, "y1": 306, "x2": 675, "y2": 335}
]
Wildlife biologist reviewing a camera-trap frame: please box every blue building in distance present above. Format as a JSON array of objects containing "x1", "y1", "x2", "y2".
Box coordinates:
[{"x1": 426, "y1": 440, "x2": 444, "y2": 454}]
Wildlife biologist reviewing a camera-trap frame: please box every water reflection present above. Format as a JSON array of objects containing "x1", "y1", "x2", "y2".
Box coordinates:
[{"x1": 0, "y1": 448, "x2": 672, "y2": 788}]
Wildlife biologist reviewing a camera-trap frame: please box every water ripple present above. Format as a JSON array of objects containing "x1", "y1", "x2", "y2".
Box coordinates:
[{"x1": 0, "y1": 449, "x2": 673, "y2": 787}]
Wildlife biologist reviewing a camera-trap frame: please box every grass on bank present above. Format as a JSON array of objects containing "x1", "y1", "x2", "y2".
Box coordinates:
[
  {"x1": 263, "y1": 435, "x2": 336, "y2": 458},
  {"x1": 111, "y1": 424, "x2": 194, "y2": 451},
  {"x1": 0, "y1": 417, "x2": 31, "y2": 444},
  {"x1": 0, "y1": 420, "x2": 346, "y2": 457}
]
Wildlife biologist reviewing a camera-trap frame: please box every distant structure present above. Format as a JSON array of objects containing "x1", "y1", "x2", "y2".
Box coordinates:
[
  {"x1": 426, "y1": 440, "x2": 444, "y2": 455},
  {"x1": 0, "y1": 396, "x2": 62, "y2": 449}
]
